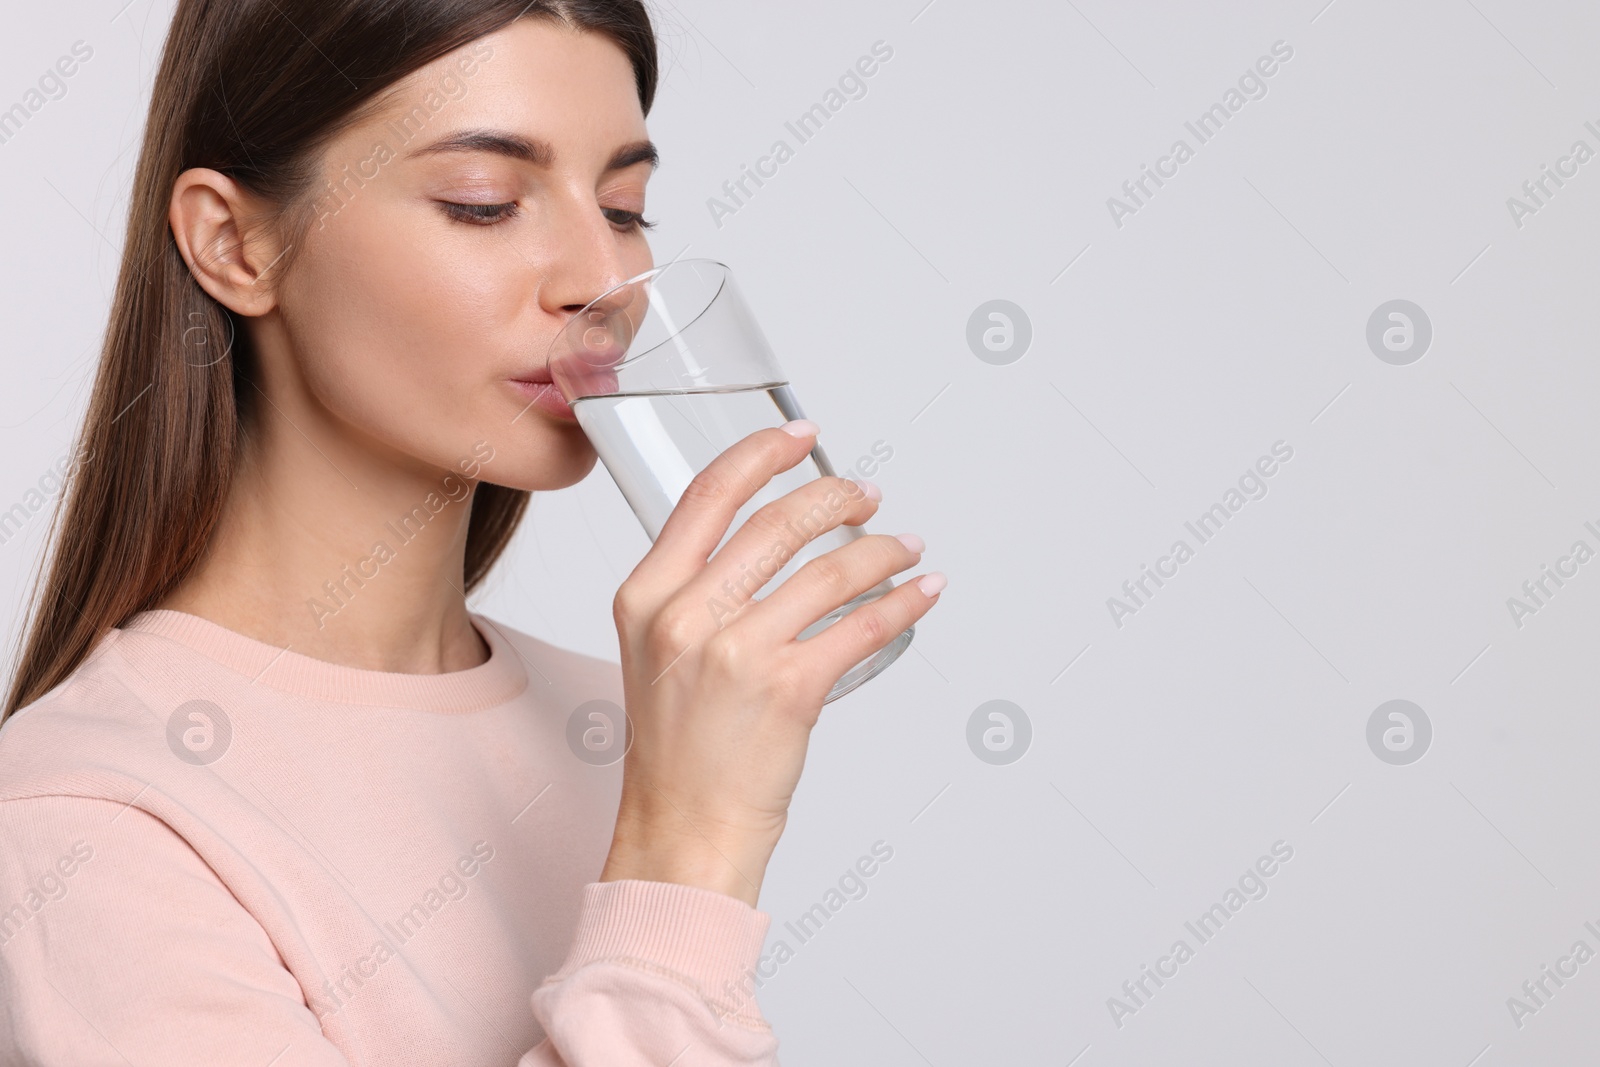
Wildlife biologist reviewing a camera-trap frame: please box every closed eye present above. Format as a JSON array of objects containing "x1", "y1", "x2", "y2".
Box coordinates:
[
  {"x1": 438, "y1": 202, "x2": 654, "y2": 232},
  {"x1": 603, "y1": 207, "x2": 656, "y2": 232},
  {"x1": 440, "y1": 201, "x2": 518, "y2": 225}
]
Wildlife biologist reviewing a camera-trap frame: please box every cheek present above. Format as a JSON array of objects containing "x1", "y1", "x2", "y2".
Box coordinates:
[
  {"x1": 276, "y1": 210, "x2": 603, "y2": 491},
  {"x1": 282, "y1": 212, "x2": 523, "y2": 431}
]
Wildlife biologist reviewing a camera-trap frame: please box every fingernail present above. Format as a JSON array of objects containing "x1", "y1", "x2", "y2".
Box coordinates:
[
  {"x1": 852, "y1": 478, "x2": 883, "y2": 502},
  {"x1": 894, "y1": 532, "x2": 925, "y2": 554},
  {"x1": 915, "y1": 572, "x2": 946, "y2": 597},
  {"x1": 779, "y1": 419, "x2": 819, "y2": 438}
]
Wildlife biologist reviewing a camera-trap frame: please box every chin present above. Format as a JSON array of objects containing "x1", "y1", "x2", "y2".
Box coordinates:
[{"x1": 482, "y1": 433, "x2": 600, "y2": 492}]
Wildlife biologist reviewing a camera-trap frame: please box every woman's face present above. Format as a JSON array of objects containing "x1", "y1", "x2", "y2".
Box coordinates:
[{"x1": 269, "y1": 18, "x2": 655, "y2": 490}]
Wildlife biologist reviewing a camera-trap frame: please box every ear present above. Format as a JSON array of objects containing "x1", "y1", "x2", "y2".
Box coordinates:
[{"x1": 169, "y1": 168, "x2": 286, "y2": 317}]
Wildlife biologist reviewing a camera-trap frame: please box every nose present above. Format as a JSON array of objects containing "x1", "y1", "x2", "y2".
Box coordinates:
[{"x1": 537, "y1": 195, "x2": 638, "y2": 317}]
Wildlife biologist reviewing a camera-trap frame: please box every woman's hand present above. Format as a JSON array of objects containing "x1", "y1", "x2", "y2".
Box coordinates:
[{"x1": 598, "y1": 420, "x2": 943, "y2": 907}]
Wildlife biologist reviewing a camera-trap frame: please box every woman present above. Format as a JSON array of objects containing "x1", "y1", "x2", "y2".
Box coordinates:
[{"x1": 0, "y1": 1, "x2": 944, "y2": 1063}]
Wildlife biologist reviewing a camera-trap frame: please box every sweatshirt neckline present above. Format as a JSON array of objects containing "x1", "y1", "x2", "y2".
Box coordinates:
[{"x1": 115, "y1": 609, "x2": 528, "y2": 713}]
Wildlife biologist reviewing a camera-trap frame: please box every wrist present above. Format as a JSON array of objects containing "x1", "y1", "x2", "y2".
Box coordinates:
[
  {"x1": 599, "y1": 842, "x2": 763, "y2": 907},
  {"x1": 602, "y1": 800, "x2": 781, "y2": 908}
]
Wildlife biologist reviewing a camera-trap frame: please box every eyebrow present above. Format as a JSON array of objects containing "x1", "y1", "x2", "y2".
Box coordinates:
[{"x1": 411, "y1": 129, "x2": 659, "y2": 172}]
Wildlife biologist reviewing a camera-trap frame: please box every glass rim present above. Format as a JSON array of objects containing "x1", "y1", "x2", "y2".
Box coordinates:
[{"x1": 544, "y1": 256, "x2": 732, "y2": 364}]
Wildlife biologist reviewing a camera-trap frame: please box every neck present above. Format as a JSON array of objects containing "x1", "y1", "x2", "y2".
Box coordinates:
[{"x1": 158, "y1": 399, "x2": 488, "y2": 675}]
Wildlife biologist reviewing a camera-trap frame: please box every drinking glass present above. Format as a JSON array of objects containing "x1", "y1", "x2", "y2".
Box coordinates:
[{"x1": 546, "y1": 258, "x2": 913, "y2": 703}]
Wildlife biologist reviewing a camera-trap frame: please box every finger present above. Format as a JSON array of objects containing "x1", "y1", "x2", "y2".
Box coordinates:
[
  {"x1": 790, "y1": 571, "x2": 944, "y2": 689},
  {"x1": 683, "y1": 474, "x2": 880, "y2": 620},
  {"x1": 734, "y1": 532, "x2": 918, "y2": 645},
  {"x1": 640, "y1": 421, "x2": 820, "y2": 590}
]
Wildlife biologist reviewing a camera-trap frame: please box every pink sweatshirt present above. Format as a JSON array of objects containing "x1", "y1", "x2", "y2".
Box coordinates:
[{"x1": 0, "y1": 609, "x2": 782, "y2": 1065}]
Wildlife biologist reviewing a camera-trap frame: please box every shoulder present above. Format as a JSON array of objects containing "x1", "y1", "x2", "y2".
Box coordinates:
[{"x1": 0, "y1": 628, "x2": 170, "y2": 805}]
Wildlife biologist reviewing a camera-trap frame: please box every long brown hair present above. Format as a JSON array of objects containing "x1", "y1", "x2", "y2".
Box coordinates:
[{"x1": 3, "y1": 0, "x2": 659, "y2": 722}]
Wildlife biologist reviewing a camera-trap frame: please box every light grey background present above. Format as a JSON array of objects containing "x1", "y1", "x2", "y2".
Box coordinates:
[{"x1": 3, "y1": 0, "x2": 1598, "y2": 1063}]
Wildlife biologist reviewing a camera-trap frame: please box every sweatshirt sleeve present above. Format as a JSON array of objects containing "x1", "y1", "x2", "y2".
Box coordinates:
[
  {"x1": 0, "y1": 793, "x2": 781, "y2": 1065},
  {"x1": 519, "y1": 879, "x2": 781, "y2": 1066},
  {"x1": 0, "y1": 794, "x2": 351, "y2": 1066}
]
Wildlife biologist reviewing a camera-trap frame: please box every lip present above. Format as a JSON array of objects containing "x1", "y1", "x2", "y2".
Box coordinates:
[{"x1": 509, "y1": 378, "x2": 578, "y2": 421}]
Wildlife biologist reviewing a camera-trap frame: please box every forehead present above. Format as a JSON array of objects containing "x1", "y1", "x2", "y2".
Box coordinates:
[{"x1": 351, "y1": 18, "x2": 646, "y2": 155}]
